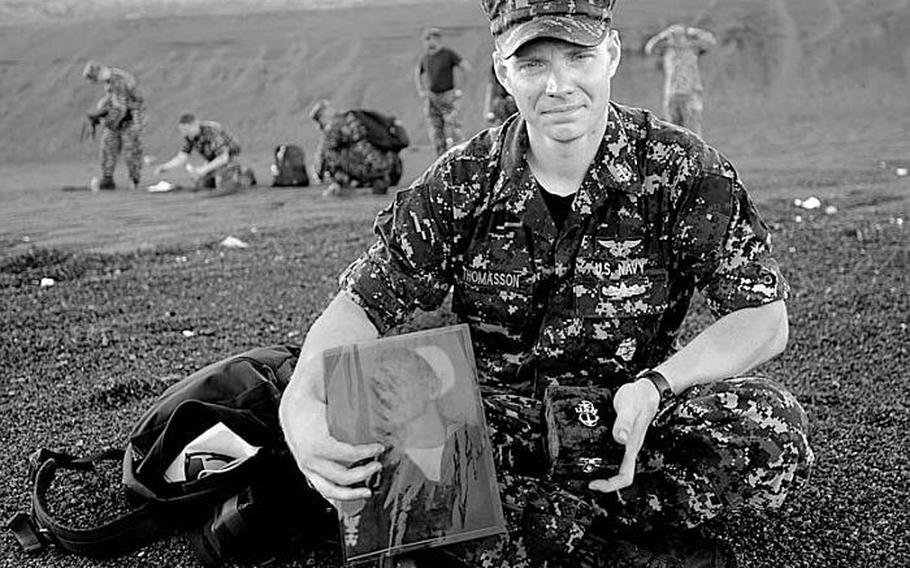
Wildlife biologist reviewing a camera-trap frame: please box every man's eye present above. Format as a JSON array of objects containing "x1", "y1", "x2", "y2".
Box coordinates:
[{"x1": 517, "y1": 60, "x2": 543, "y2": 72}]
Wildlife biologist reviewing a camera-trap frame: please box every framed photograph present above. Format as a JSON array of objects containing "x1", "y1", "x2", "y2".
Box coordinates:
[{"x1": 324, "y1": 323, "x2": 506, "y2": 565}]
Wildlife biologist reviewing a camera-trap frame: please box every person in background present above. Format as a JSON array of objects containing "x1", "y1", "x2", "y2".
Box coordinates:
[
  {"x1": 644, "y1": 23, "x2": 717, "y2": 136},
  {"x1": 153, "y1": 113, "x2": 251, "y2": 196},
  {"x1": 415, "y1": 27, "x2": 472, "y2": 156},
  {"x1": 82, "y1": 60, "x2": 147, "y2": 190},
  {"x1": 482, "y1": 60, "x2": 518, "y2": 127},
  {"x1": 309, "y1": 100, "x2": 401, "y2": 197}
]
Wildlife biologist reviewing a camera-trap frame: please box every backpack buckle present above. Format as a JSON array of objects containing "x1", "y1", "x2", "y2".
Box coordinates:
[{"x1": 5, "y1": 512, "x2": 48, "y2": 553}]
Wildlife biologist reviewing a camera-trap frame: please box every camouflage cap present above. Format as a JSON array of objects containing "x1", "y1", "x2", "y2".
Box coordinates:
[
  {"x1": 82, "y1": 60, "x2": 104, "y2": 81},
  {"x1": 481, "y1": 0, "x2": 616, "y2": 58}
]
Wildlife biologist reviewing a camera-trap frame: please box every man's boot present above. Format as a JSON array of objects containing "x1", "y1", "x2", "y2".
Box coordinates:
[{"x1": 99, "y1": 176, "x2": 116, "y2": 190}]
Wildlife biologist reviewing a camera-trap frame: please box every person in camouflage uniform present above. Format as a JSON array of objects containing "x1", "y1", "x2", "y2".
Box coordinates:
[
  {"x1": 484, "y1": 61, "x2": 519, "y2": 127},
  {"x1": 279, "y1": 1, "x2": 813, "y2": 567},
  {"x1": 644, "y1": 24, "x2": 717, "y2": 136},
  {"x1": 154, "y1": 113, "x2": 251, "y2": 196},
  {"x1": 82, "y1": 60, "x2": 147, "y2": 190},
  {"x1": 415, "y1": 27, "x2": 472, "y2": 156},
  {"x1": 309, "y1": 99, "x2": 400, "y2": 197}
]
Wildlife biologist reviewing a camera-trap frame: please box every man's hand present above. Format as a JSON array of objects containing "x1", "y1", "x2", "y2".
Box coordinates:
[
  {"x1": 279, "y1": 362, "x2": 385, "y2": 507},
  {"x1": 589, "y1": 378, "x2": 660, "y2": 494}
]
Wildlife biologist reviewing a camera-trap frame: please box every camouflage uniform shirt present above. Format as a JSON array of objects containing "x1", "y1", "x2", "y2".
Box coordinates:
[
  {"x1": 103, "y1": 68, "x2": 144, "y2": 113},
  {"x1": 181, "y1": 121, "x2": 242, "y2": 162},
  {"x1": 341, "y1": 103, "x2": 788, "y2": 393},
  {"x1": 96, "y1": 67, "x2": 146, "y2": 129}
]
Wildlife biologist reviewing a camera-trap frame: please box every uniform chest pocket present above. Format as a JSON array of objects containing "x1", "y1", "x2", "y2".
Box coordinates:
[
  {"x1": 573, "y1": 235, "x2": 669, "y2": 319},
  {"x1": 455, "y1": 225, "x2": 536, "y2": 328}
]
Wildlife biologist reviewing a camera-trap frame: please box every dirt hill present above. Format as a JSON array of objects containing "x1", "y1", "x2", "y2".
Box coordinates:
[{"x1": 1, "y1": 0, "x2": 909, "y2": 172}]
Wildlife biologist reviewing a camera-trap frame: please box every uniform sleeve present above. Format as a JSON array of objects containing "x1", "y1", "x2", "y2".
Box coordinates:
[
  {"x1": 450, "y1": 48, "x2": 462, "y2": 66},
  {"x1": 672, "y1": 169, "x2": 789, "y2": 318},
  {"x1": 689, "y1": 28, "x2": 717, "y2": 54},
  {"x1": 339, "y1": 163, "x2": 459, "y2": 333}
]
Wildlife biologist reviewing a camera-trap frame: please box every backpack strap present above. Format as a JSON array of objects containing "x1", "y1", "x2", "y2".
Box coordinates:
[{"x1": 6, "y1": 448, "x2": 174, "y2": 558}]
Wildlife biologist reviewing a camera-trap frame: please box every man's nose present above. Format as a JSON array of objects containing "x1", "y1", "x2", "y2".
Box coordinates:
[{"x1": 545, "y1": 63, "x2": 574, "y2": 97}]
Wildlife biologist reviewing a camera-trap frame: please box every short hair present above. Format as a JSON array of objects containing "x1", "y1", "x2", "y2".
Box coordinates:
[
  {"x1": 177, "y1": 113, "x2": 196, "y2": 125},
  {"x1": 423, "y1": 26, "x2": 442, "y2": 39}
]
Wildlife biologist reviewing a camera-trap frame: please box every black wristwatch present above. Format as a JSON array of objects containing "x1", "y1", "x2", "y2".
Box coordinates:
[{"x1": 637, "y1": 369, "x2": 676, "y2": 410}]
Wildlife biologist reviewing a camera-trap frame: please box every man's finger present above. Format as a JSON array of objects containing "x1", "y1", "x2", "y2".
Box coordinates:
[
  {"x1": 320, "y1": 438, "x2": 385, "y2": 465},
  {"x1": 308, "y1": 454, "x2": 382, "y2": 488},
  {"x1": 305, "y1": 469, "x2": 372, "y2": 503},
  {"x1": 589, "y1": 434, "x2": 639, "y2": 493},
  {"x1": 591, "y1": 410, "x2": 652, "y2": 493}
]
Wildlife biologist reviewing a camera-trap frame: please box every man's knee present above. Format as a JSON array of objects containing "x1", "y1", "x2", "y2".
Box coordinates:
[{"x1": 668, "y1": 377, "x2": 814, "y2": 506}]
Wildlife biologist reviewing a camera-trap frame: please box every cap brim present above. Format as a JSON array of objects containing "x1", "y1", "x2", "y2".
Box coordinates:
[{"x1": 497, "y1": 16, "x2": 608, "y2": 58}]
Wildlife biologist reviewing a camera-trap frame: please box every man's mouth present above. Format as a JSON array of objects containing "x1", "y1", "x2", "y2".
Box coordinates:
[{"x1": 542, "y1": 104, "x2": 583, "y2": 115}]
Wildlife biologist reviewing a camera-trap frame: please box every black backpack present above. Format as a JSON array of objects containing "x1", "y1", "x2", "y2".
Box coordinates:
[
  {"x1": 351, "y1": 110, "x2": 410, "y2": 152},
  {"x1": 271, "y1": 144, "x2": 310, "y2": 187},
  {"x1": 6, "y1": 345, "x2": 335, "y2": 566}
]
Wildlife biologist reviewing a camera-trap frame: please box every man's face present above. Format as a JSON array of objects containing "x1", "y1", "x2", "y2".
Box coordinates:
[
  {"x1": 495, "y1": 31, "x2": 621, "y2": 143},
  {"x1": 177, "y1": 121, "x2": 200, "y2": 138},
  {"x1": 423, "y1": 35, "x2": 441, "y2": 51},
  {"x1": 97, "y1": 66, "x2": 112, "y2": 82}
]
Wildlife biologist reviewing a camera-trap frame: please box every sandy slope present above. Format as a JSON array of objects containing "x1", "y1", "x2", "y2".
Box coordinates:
[{"x1": 0, "y1": 0, "x2": 909, "y2": 174}]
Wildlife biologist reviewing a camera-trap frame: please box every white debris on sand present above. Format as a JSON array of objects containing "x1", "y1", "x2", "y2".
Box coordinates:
[
  {"x1": 896, "y1": 167, "x2": 908, "y2": 177},
  {"x1": 147, "y1": 180, "x2": 176, "y2": 193},
  {"x1": 39, "y1": 277, "x2": 55, "y2": 288},
  {"x1": 794, "y1": 196, "x2": 822, "y2": 210},
  {"x1": 220, "y1": 236, "x2": 249, "y2": 249},
  {"x1": 181, "y1": 330, "x2": 196, "y2": 338},
  {"x1": 825, "y1": 205, "x2": 838, "y2": 215}
]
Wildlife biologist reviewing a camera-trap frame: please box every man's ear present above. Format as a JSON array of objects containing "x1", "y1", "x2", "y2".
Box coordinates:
[
  {"x1": 492, "y1": 51, "x2": 511, "y2": 94},
  {"x1": 606, "y1": 29, "x2": 622, "y2": 78}
]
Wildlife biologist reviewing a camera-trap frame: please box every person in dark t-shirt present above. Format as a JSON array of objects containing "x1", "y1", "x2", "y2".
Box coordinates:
[{"x1": 415, "y1": 27, "x2": 472, "y2": 156}]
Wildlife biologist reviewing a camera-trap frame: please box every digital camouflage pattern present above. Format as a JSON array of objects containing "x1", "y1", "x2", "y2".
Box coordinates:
[
  {"x1": 314, "y1": 111, "x2": 398, "y2": 187},
  {"x1": 424, "y1": 90, "x2": 464, "y2": 156},
  {"x1": 94, "y1": 67, "x2": 146, "y2": 184},
  {"x1": 437, "y1": 377, "x2": 813, "y2": 568},
  {"x1": 342, "y1": 103, "x2": 789, "y2": 391},
  {"x1": 180, "y1": 121, "x2": 242, "y2": 162},
  {"x1": 481, "y1": 0, "x2": 616, "y2": 36},
  {"x1": 178, "y1": 121, "x2": 246, "y2": 191},
  {"x1": 99, "y1": 122, "x2": 143, "y2": 183},
  {"x1": 339, "y1": 103, "x2": 813, "y2": 566},
  {"x1": 644, "y1": 25, "x2": 717, "y2": 135},
  {"x1": 194, "y1": 162, "x2": 247, "y2": 192}
]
